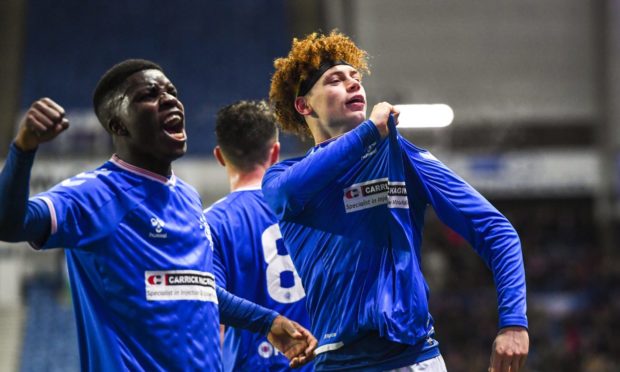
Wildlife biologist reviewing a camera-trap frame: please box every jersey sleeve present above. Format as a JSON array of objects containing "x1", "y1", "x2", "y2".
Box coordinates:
[
  {"x1": 0, "y1": 143, "x2": 52, "y2": 245},
  {"x1": 401, "y1": 138, "x2": 528, "y2": 329},
  {"x1": 34, "y1": 169, "x2": 134, "y2": 251},
  {"x1": 262, "y1": 120, "x2": 381, "y2": 220},
  {"x1": 216, "y1": 285, "x2": 278, "y2": 335}
]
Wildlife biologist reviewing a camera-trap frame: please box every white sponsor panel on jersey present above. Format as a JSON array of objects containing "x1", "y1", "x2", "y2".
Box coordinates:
[
  {"x1": 343, "y1": 178, "x2": 409, "y2": 213},
  {"x1": 144, "y1": 270, "x2": 217, "y2": 302}
]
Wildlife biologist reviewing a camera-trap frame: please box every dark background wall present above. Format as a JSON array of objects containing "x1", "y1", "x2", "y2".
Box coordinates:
[{"x1": 18, "y1": 0, "x2": 291, "y2": 155}]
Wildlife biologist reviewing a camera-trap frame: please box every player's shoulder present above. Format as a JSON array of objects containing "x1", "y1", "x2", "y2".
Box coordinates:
[
  {"x1": 205, "y1": 189, "x2": 263, "y2": 214},
  {"x1": 46, "y1": 164, "x2": 118, "y2": 197},
  {"x1": 173, "y1": 176, "x2": 201, "y2": 199},
  {"x1": 43, "y1": 160, "x2": 177, "y2": 206},
  {"x1": 203, "y1": 192, "x2": 243, "y2": 225},
  {"x1": 206, "y1": 189, "x2": 271, "y2": 224},
  {"x1": 398, "y1": 136, "x2": 441, "y2": 162},
  {"x1": 33, "y1": 164, "x2": 132, "y2": 217},
  {"x1": 204, "y1": 194, "x2": 245, "y2": 239},
  {"x1": 267, "y1": 156, "x2": 305, "y2": 172},
  {"x1": 204, "y1": 195, "x2": 230, "y2": 216},
  {"x1": 280, "y1": 155, "x2": 306, "y2": 163}
]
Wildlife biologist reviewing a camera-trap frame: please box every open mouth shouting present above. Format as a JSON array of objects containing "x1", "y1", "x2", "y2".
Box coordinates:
[{"x1": 162, "y1": 110, "x2": 186, "y2": 142}]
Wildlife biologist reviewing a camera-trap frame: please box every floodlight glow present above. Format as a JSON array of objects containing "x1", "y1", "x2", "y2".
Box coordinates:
[{"x1": 394, "y1": 104, "x2": 454, "y2": 128}]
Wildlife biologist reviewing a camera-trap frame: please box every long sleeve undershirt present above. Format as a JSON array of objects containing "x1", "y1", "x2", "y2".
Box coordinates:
[
  {"x1": 0, "y1": 143, "x2": 50, "y2": 243},
  {"x1": 216, "y1": 286, "x2": 278, "y2": 334}
]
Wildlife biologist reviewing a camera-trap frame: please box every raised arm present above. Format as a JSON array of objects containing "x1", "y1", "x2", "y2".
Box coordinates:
[
  {"x1": 0, "y1": 98, "x2": 69, "y2": 243},
  {"x1": 262, "y1": 120, "x2": 379, "y2": 219},
  {"x1": 262, "y1": 103, "x2": 399, "y2": 220}
]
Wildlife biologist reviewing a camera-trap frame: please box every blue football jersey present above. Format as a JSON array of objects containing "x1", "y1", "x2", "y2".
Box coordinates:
[
  {"x1": 263, "y1": 119, "x2": 527, "y2": 370},
  {"x1": 206, "y1": 187, "x2": 313, "y2": 372},
  {"x1": 31, "y1": 155, "x2": 221, "y2": 371}
]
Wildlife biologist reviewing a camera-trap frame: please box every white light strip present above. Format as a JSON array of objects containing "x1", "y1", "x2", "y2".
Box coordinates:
[{"x1": 394, "y1": 104, "x2": 454, "y2": 128}]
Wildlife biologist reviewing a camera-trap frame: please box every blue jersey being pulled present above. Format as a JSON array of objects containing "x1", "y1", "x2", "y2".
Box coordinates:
[
  {"x1": 206, "y1": 188, "x2": 313, "y2": 372},
  {"x1": 263, "y1": 119, "x2": 527, "y2": 370},
  {"x1": 31, "y1": 155, "x2": 221, "y2": 371}
]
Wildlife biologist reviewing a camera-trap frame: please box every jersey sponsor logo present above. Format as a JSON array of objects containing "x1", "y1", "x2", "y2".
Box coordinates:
[
  {"x1": 149, "y1": 216, "x2": 167, "y2": 238},
  {"x1": 387, "y1": 182, "x2": 409, "y2": 209},
  {"x1": 147, "y1": 274, "x2": 164, "y2": 285},
  {"x1": 343, "y1": 178, "x2": 409, "y2": 212},
  {"x1": 144, "y1": 270, "x2": 217, "y2": 302}
]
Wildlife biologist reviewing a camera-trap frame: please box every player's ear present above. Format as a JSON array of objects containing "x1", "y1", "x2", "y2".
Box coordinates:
[
  {"x1": 109, "y1": 118, "x2": 129, "y2": 136},
  {"x1": 294, "y1": 96, "x2": 312, "y2": 116},
  {"x1": 213, "y1": 146, "x2": 226, "y2": 167},
  {"x1": 268, "y1": 141, "x2": 280, "y2": 166}
]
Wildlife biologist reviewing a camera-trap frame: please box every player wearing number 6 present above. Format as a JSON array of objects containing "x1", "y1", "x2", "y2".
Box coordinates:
[{"x1": 205, "y1": 100, "x2": 313, "y2": 372}]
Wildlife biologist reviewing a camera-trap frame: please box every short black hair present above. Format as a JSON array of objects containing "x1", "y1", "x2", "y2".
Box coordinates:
[
  {"x1": 92, "y1": 59, "x2": 163, "y2": 130},
  {"x1": 215, "y1": 100, "x2": 278, "y2": 171}
]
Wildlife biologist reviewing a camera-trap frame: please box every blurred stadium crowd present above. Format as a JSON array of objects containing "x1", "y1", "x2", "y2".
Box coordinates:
[{"x1": 425, "y1": 199, "x2": 620, "y2": 371}]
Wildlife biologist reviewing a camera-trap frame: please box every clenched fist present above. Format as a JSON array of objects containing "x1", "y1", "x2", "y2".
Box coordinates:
[
  {"x1": 368, "y1": 102, "x2": 399, "y2": 139},
  {"x1": 14, "y1": 98, "x2": 69, "y2": 151}
]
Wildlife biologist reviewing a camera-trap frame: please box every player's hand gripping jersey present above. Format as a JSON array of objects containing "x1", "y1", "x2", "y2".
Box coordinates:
[{"x1": 263, "y1": 118, "x2": 527, "y2": 368}]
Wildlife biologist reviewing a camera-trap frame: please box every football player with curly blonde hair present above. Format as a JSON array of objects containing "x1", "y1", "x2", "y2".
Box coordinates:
[
  {"x1": 270, "y1": 31, "x2": 371, "y2": 139},
  {"x1": 264, "y1": 31, "x2": 529, "y2": 372}
]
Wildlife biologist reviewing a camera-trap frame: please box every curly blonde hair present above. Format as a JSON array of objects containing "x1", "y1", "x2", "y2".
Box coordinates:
[{"x1": 269, "y1": 31, "x2": 369, "y2": 138}]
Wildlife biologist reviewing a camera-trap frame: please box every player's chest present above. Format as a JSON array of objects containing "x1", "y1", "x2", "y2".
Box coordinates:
[{"x1": 117, "y1": 198, "x2": 213, "y2": 256}]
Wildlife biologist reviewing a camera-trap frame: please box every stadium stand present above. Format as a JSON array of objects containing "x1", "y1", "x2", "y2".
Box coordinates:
[{"x1": 19, "y1": 277, "x2": 79, "y2": 372}]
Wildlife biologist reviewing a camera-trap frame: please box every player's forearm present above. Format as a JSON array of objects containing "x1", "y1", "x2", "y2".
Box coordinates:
[
  {"x1": 437, "y1": 187, "x2": 527, "y2": 327},
  {"x1": 263, "y1": 120, "x2": 381, "y2": 218},
  {"x1": 0, "y1": 143, "x2": 35, "y2": 239},
  {"x1": 447, "y1": 194, "x2": 527, "y2": 326},
  {"x1": 216, "y1": 286, "x2": 279, "y2": 335},
  {"x1": 486, "y1": 229, "x2": 528, "y2": 328},
  {"x1": 0, "y1": 143, "x2": 51, "y2": 243},
  {"x1": 443, "y1": 194, "x2": 527, "y2": 327},
  {"x1": 490, "y1": 232, "x2": 528, "y2": 328}
]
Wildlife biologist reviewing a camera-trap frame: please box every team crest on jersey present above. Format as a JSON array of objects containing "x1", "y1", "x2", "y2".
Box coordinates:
[
  {"x1": 343, "y1": 178, "x2": 409, "y2": 213},
  {"x1": 257, "y1": 341, "x2": 281, "y2": 358},
  {"x1": 149, "y1": 216, "x2": 167, "y2": 238}
]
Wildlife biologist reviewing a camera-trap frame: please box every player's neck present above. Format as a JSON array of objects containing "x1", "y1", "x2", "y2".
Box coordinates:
[
  {"x1": 113, "y1": 151, "x2": 173, "y2": 178},
  {"x1": 228, "y1": 166, "x2": 266, "y2": 192},
  {"x1": 308, "y1": 118, "x2": 358, "y2": 145}
]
